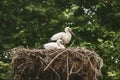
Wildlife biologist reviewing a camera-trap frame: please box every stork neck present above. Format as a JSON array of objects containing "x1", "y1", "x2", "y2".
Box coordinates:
[
  {"x1": 57, "y1": 42, "x2": 61, "y2": 46},
  {"x1": 57, "y1": 40, "x2": 61, "y2": 46},
  {"x1": 66, "y1": 31, "x2": 71, "y2": 35}
]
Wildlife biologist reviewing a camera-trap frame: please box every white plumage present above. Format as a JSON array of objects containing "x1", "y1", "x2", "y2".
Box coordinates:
[
  {"x1": 50, "y1": 27, "x2": 74, "y2": 44},
  {"x1": 43, "y1": 39, "x2": 65, "y2": 50}
]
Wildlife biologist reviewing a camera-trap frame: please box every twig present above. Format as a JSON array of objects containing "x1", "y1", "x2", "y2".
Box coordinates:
[
  {"x1": 84, "y1": 50, "x2": 94, "y2": 68},
  {"x1": 67, "y1": 52, "x2": 69, "y2": 80},
  {"x1": 50, "y1": 67, "x2": 61, "y2": 80},
  {"x1": 70, "y1": 62, "x2": 87, "y2": 75},
  {"x1": 19, "y1": 65, "x2": 27, "y2": 78},
  {"x1": 83, "y1": 49, "x2": 100, "y2": 77},
  {"x1": 38, "y1": 55, "x2": 61, "y2": 80},
  {"x1": 14, "y1": 75, "x2": 19, "y2": 80},
  {"x1": 17, "y1": 63, "x2": 25, "y2": 70},
  {"x1": 35, "y1": 67, "x2": 41, "y2": 79},
  {"x1": 69, "y1": 40, "x2": 75, "y2": 47},
  {"x1": 38, "y1": 56, "x2": 46, "y2": 64},
  {"x1": 81, "y1": 48, "x2": 94, "y2": 67},
  {"x1": 20, "y1": 65, "x2": 27, "y2": 74},
  {"x1": 49, "y1": 49, "x2": 62, "y2": 56},
  {"x1": 70, "y1": 64, "x2": 74, "y2": 75},
  {"x1": 44, "y1": 49, "x2": 68, "y2": 71}
]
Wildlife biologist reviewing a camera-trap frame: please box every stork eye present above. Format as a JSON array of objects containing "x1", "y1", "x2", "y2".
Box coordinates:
[{"x1": 68, "y1": 28, "x2": 71, "y2": 31}]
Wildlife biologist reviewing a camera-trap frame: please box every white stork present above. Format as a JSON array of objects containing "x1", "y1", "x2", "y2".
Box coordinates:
[
  {"x1": 41, "y1": 39, "x2": 65, "y2": 50},
  {"x1": 50, "y1": 27, "x2": 75, "y2": 44}
]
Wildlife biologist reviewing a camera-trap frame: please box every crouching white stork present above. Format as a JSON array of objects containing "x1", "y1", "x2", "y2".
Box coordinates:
[
  {"x1": 50, "y1": 27, "x2": 75, "y2": 44},
  {"x1": 40, "y1": 39, "x2": 65, "y2": 50}
]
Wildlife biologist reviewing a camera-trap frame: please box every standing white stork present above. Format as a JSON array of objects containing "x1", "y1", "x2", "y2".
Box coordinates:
[
  {"x1": 41, "y1": 39, "x2": 65, "y2": 50},
  {"x1": 50, "y1": 27, "x2": 75, "y2": 44}
]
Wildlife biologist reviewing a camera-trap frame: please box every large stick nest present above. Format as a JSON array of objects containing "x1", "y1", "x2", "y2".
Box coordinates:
[{"x1": 10, "y1": 47, "x2": 103, "y2": 80}]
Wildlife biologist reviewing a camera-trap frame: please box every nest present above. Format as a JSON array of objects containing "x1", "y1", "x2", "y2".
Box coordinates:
[{"x1": 10, "y1": 47, "x2": 103, "y2": 80}]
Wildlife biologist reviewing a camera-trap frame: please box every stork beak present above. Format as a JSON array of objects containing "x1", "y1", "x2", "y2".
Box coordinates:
[
  {"x1": 61, "y1": 41, "x2": 64, "y2": 45},
  {"x1": 70, "y1": 30, "x2": 76, "y2": 37},
  {"x1": 60, "y1": 38, "x2": 65, "y2": 45}
]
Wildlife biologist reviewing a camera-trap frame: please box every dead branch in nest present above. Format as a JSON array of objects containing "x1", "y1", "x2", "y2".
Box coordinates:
[
  {"x1": 44, "y1": 49, "x2": 68, "y2": 71},
  {"x1": 67, "y1": 53, "x2": 70, "y2": 80},
  {"x1": 10, "y1": 47, "x2": 103, "y2": 80}
]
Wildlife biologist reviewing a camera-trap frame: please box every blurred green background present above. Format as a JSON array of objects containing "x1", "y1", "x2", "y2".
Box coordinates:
[{"x1": 0, "y1": 0, "x2": 120, "y2": 80}]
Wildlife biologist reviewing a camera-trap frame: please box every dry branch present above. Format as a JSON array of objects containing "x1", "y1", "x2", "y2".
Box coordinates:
[{"x1": 10, "y1": 47, "x2": 103, "y2": 80}]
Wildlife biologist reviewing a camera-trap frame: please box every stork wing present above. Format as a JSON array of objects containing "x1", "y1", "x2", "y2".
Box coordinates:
[
  {"x1": 50, "y1": 32, "x2": 65, "y2": 40},
  {"x1": 44, "y1": 43, "x2": 57, "y2": 50}
]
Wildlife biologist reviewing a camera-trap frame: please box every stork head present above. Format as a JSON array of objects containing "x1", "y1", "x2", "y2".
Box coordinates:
[
  {"x1": 65, "y1": 27, "x2": 75, "y2": 36},
  {"x1": 57, "y1": 39, "x2": 64, "y2": 45}
]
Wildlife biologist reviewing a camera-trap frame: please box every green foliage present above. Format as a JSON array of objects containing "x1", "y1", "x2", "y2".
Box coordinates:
[
  {"x1": 0, "y1": 61, "x2": 11, "y2": 80},
  {"x1": 96, "y1": 31, "x2": 120, "y2": 80},
  {"x1": 107, "y1": 70, "x2": 120, "y2": 80},
  {"x1": 0, "y1": 0, "x2": 120, "y2": 80}
]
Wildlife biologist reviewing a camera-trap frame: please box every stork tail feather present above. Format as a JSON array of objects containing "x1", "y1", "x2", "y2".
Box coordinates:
[
  {"x1": 38, "y1": 44, "x2": 45, "y2": 49},
  {"x1": 49, "y1": 40, "x2": 57, "y2": 42}
]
